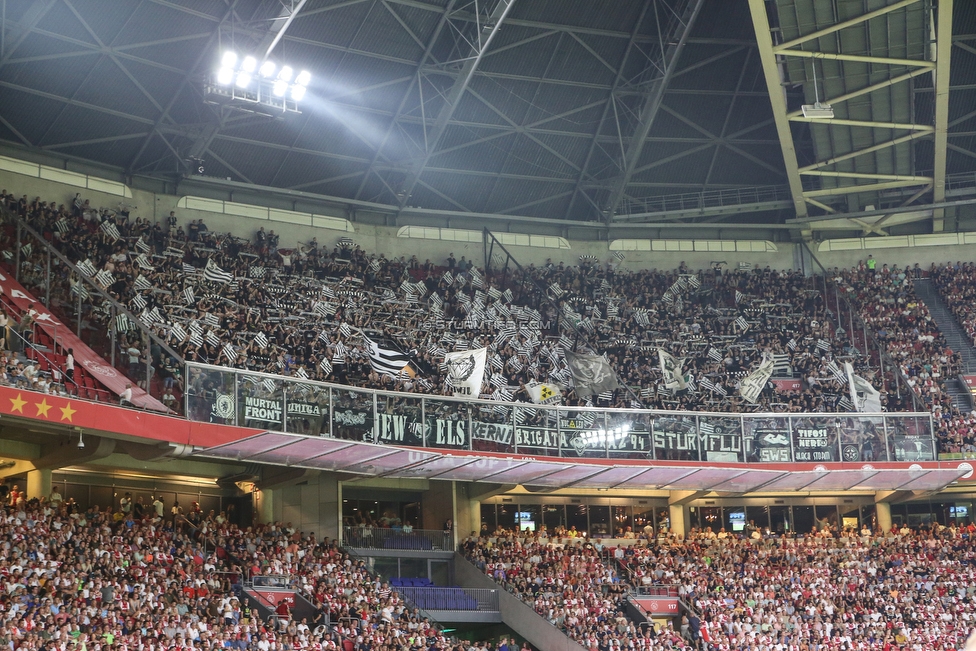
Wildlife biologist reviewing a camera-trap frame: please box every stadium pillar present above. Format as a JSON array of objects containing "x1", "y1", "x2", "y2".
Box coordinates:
[
  {"x1": 668, "y1": 491, "x2": 703, "y2": 539},
  {"x1": 875, "y1": 501, "x2": 892, "y2": 533},
  {"x1": 26, "y1": 468, "x2": 51, "y2": 501},
  {"x1": 256, "y1": 487, "x2": 275, "y2": 526}
]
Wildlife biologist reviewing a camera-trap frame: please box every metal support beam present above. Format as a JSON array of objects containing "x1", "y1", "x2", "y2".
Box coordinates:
[
  {"x1": 803, "y1": 179, "x2": 931, "y2": 198},
  {"x1": 800, "y1": 171, "x2": 933, "y2": 182},
  {"x1": 602, "y1": 0, "x2": 706, "y2": 220},
  {"x1": 773, "y1": 0, "x2": 922, "y2": 51},
  {"x1": 799, "y1": 132, "x2": 929, "y2": 171},
  {"x1": 395, "y1": 0, "x2": 518, "y2": 208},
  {"x1": 747, "y1": 0, "x2": 807, "y2": 218},
  {"x1": 776, "y1": 50, "x2": 935, "y2": 68},
  {"x1": 932, "y1": 0, "x2": 953, "y2": 232},
  {"x1": 260, "y1": 0, "x2": 310, "y2": 60},
  {"x1": 789, "y1": 117, "x2": 933, "y2": 131}
]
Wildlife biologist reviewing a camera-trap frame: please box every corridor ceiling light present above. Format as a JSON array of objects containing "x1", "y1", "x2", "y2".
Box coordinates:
[
  {"x1": 259, "y1": 60, "x2": 276, "y2": 78},
  {"x1": 278, "y1": 66, "x2": 294, "y2": 82},
  {"x1": 295, "y1": 70, "x2": 311, "y2": 86},
  {"x1": 273, "y1": 79, "x2": 288, "y2": 96},
  {"x1": 217, "y1": 67, "x2": 234, "y2": 85},
  {"x1": 241, "y1": 56, "x2": 258, "y2": 73},
  {"x1": 221, "y1": 51, "x2": 237, "y2": 68},
  {"x1": 235, "y1": 71, "x2": 251, "y2": 89},
  {"x1": 291, "y1": 84, "x2": 306, "y2": 101}
]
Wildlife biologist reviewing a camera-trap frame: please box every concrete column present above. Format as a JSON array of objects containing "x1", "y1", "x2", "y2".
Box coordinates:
[
  {"x1": 668, "y1": 504, "x2": 689, "y2": 539},
  {"x1": 26, "y1": 468, "x2": 51, "y2": 501},
  {"x1": 875, "y1": 501, "x2": 892, "y2": 533},
  {"x1": 421, "y1": 479, "x2": 456, "y2": 549},
  {"x1": 454, "y1": 482, "x2": 481, "y2": 542},
  {"x1": 256, "y1": 487, "x2": 275, "y2": 525}
]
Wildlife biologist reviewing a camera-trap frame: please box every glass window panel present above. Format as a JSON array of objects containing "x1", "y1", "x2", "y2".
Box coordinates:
[
  {"x1": 559, "y1": 410, "x2": 607, "y2": 459},
  {"x1": 373, "y1": 393, "x2": 424, "y2": 446},
  {"x1": 514, "y1": 407, "x2": 560, "y2": 457},
  {"x1": 186, "y1": 365, "x2": 237, "y2": 425},
  {"x1": 612, "y1": 506, "x2": 633, "y2": 537},
  {"x1": 699, "y1": 416, "x2": 744, "y2": 463},
  {"x1": 790, "y1": 416, "x2": 841, "y2": 462},
  {"x1": 481, "y1": 504, "x2": 496, "y2": 534},
  {"x1": 634, "y1": 508, "x2": 655, "y2": 537},
  {"x1": 838, "y1": 416, "x2": 885, "y2": 462},
  {"x1": 542, "y1": 504, "x2": 565, "y2": 533},
  {"x1": 886, "y1": 416, "x2": 935, "y2": 461},
  {"x1": 566, "y1": 504, "x2": 588, "y2": 536},
  {"x1": 515, "y1": 505, "x2": 541, "y2": 534},
  {"x1": 792, "y1": 506, "x2": 814, "y2": 536},
  {"x1": 814, "y1": 505, "x2": 838, "y2": 532},
  {"x1": 651, "y1": 415, "x2": 699, "y2": 461},
  {"x1": 332, "y1": 388, "x2": 375, "y2": 443},
  {"x1": 496, "y1": 504, "x2": 516, "y2": 531},
  {"x1": 746, "y1": 506, "x2": 770, "y2": 533},
  {"x1": 840, "y1": 505, "x2": 861, "y2": 533},
  {"x1": 238, "y1": 374, "x2": 285, "y2": 431},
  {"x1": 589, "y1": 505, "x2": 611, "y2": 538},
  {"x1": 769, "y1": 506, "x2": 791, "y2": 535},
  {"x1": 471, "y1": 400, "x2": 514, "y2": 455}
]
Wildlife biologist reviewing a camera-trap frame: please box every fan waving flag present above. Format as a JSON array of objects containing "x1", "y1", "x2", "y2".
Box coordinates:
[
  {"x1": 204, "y1": 259, "x2": 233, "y2": 284},
  {"x1": 526, "y1": 381, "x2": 562, "y2": 405},
  {"x1": 364, "y1": 336, "x2": 413, "y2": 378},
  {"x1": 445, "y1": 347, "x2": 487, "y2": 398},
  {"x1": 564, "y1": 351, "x2": 620, "y2": 399}
]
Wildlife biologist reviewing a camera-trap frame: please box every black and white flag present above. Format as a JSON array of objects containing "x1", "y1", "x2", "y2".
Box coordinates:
[
  {"x1": 738, "y1": 353, "x2": 774, "y2": 403},
  {"x1": 100, "y1": 220, "x2": 121, "y2": 241},
  {"x1": 135, "y1": 237, "x2": 151, "y2": 253},
  {"x1": 170, "y1": 323, "x2": 187, "y2": 342},
  {"x1": 222, "y1": 343, "x2": 237, "y2": 363},
  {"x1": 204, "y1": 259, "x2": 233, "y2": 284},
  {"x1": 564, "y1": 351, "x2": 620, "y2": 399},
  {"x1": 253, "y1": 332, "x2": 268, "y2": 348},
  {"x1": 134, "y1": 275, "x2": 152, "y2": 292},
  {"x1": 115, "y1": 314, "x2": 132, "y2": 333},
  {"x1": 182, "y1": 287, "x2": 195, "y2": 305},
  {"x1": 134, "y1": 253, "x2": 154, "y2": 271},
  {"x1": 95, "y1": 270, "x2": 114, "y2": 287},
  {"x1": 365, "y1": 337, "x2": 412, "y2": 377},
  {"x1": 76, "y1": 259, "x2": 97, "y2": 277},
  {"x1": 708, "y1": 347, "x2": 723, "y2": 363}
]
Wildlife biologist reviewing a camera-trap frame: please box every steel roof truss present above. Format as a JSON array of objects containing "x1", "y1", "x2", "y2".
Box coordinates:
[{"x1": 933, "y1": 0, "x2": 954, "y2": 231}]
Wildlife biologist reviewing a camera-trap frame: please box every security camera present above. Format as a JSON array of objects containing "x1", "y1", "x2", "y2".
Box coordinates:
[
  {"x1": 77, "y1": 439, "x2": 85, "y2": 450},
  {"x1": 76, "y1": 429, "x2": 85, "y2": 450}
]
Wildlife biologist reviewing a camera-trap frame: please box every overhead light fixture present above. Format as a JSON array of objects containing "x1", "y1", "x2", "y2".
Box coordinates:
[
  {"x1": 221, "y1": 51, "x2": 237, "y2": 68},
  {"x1": 801, "y1": 59, "x2": 834, "y2": 120},
  {"x1": 259, "y1": 60, "x2": 276, "y2": 77},
  {"x1": 273, "y1": 79, "x2": 288, "y2": 97},
  {"x1": 291, "y1": 84, "x2": 306, "y2": 101},
  {"x1": 217, "y1": 67, "x2": 234, "y2": 85},
  {"x1": 278, "y1": 66, "x2": 294, "y2": 82},
  {"x1": 235, "y1": 72, "x2": 251, "y2": 89},
  {"x1": 241, "y1": 56, "x2": 257, "y2": 73},
  {"x1": 295, "y1": 70, "x2": 311, "y2": 86}
]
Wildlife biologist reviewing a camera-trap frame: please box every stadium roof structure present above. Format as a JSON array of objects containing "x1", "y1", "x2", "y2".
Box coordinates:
[{"x1": 0, "y1": 0, "x2": 975, "y2": 234}]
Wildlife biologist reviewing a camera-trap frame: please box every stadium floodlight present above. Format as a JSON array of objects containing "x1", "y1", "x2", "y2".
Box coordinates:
[
  {"x1": 290, "y1": 84, "x2": 306, "y2": 101},
  {"x1": 235, "y1": 71, "x2": 251, "y2": 89},
  {"x1": 273, "y1": 79, "x2": 288, "y2": 97},
  {"x1": 241, "y1": 56, "x2": 257, "y2": 73},
  {"x1": 278, "y1": 66, "x2": 294, "y2": 82},
  {"x1": 259, "y1": 60, "x2": 276, "y2": 78},
  {"x1": 295, "y1": 70, "x2": 311, "y2": 86},
  {"x1": 221, "y1": 51, "x2": 237, "y2": 68},
  {"x1": 217, "y1": 67, "x2": 234, "y2": 85},
  {"x1": 208, "y1": 51, "x2": 306, "y2": 113}
]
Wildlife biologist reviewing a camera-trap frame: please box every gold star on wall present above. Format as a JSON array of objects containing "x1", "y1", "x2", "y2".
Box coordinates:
[
  {"x1": 34, "y1": 399, "x2": 52, "y2": 418},
  {"x1": 59, "y1": 403, "x2": 76, "y2": 422},
  {"x1": 9, "y1": 394, "x2": 26, "y2": 414}
]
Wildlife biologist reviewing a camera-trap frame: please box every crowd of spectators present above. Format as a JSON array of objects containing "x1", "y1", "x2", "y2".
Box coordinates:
[
  {"x1": 932, "y1": 263, "x2": 976, "y2": 348},
  {"x1": 0, "y1": 190, "x2": 893, "y2": 418},
  {"x1": 830, "y1": 262, "x2": 975, "y2": 456},
  {"x1": 0, "y1": 490, "x2": 509, "y2": 651},
  {"x1": 465, "y1": 522, "x2": 976, "y2": 651}
]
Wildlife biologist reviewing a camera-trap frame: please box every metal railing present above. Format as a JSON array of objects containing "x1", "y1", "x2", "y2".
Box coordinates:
[
  {"x1": 251, "y1": 574, "x2": 297, "y2": 589},
  {"x1": 342, "y1": 527, "x2": 453, "y2": 551},
  {"x1": 617, "y1": 185, "x2": 792, "y2": 217},
  {"x1": 397, "y1": 586, "x2": 499, "y2": 612},
  {"x1": 190, "y1": 361, "x2": 936, "y2": 464}
]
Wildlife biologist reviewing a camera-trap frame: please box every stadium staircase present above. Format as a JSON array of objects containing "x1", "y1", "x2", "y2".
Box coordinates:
[{"x1": 912, "y1": 278, "x2": 976, "y2": 411}]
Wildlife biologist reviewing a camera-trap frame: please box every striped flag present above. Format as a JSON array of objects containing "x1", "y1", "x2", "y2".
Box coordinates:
[
  {"x1": 222, "y1": 343, "x2": 237, "y2": 363},
  {"x1": 20, "y1": 242, "x2": 32, "y2": 257},
  {"x1": 548, "y1": 282, "x2": 564, "y2": 297},
  {"x1": 339, "y1": 323, "x2": 352, "y2": 338},
  {"x1": 188, "y1": 331, "x2": 204, "y2": 347},
  {"x1": 700, "y1": 377, "x2": 717, "y2": 393},
  {"x1": 132, "y1": 295, "x2": 147, "y2": 312},
  {"x1": 204, "y1": 259, "x2": 233, "y2": 284},
  {"x1": 364, "y1": 337, "x2": 411, "y2": 377},
  {"x1": 206, "y1": 330, "x2": 220, "y2": 347},
  {"x1": 55, "y1": 218, "x2": 70, "y2": 234},
  {"x1": 294, "y1": 367, "x2": 308, "y2": 380},
  {"x1": 95, "y1": 270, "x2": 115, "y2": 287},
  {"x1": 100, "y1": 220, "x2": 121, "y2": 241},
  {"x1": 135, "y1": 237, "x2": 151, "y2": 253},
  {"x1": 318, "y1": 358, "x2": 333, "y2": 375},
  {"x1": 253, "y1": 332, "x2": 268, "y2": 348},
  {"x1": 134, "y1": 253, "x2": 154, "y2": 270},
  {"x1": 369, "y1": 259, "x2": 380, "y2": 271},
  {"x1": 134, "y1": 275, "x2": 152, "y2": 292},
  {"x1": 632, "y1": 308, "x2": 650, "y2": 327},
  {"x1": 613, "y1": 251, "x2": 625, "y2": 261},
  {"x1": 816, "y1": 339, "x2": 830, "y2": 352},
  {"x1": 182, "y1": 262, "x2": 196, "y2": 274},
  {"x1": 734, "y1": 316, "x2": 749, "y2": 332},
  {"x1": 203, "y1": 313, "x2": 220, "y2": 327},
  {"x1": 182, "y1": 288, "x2": 195, "y2": 305},
  {"x1": 735, "y1": 290, "x2": 744, "y2": 303},
  {"x1": 170, "y1": 323, "x2": 187, "y2": 342},
  {"x1": 77, "y1": 259, "x2": 97, "y2": 277},
  {"x1": 708, "y1": 347, "x2": 723, "y2": 363},
  {"x1": 115, "y1": 315, "x2": 132, "y2": 333},
  {"x1": 69, "y1": 279, "x2": 90, "y2": 300},
  {"x1": 787, "y1": 338, "x2": 797, "y2": 351}
]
